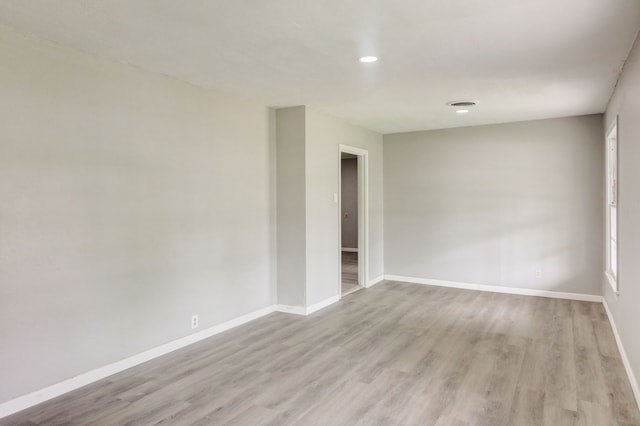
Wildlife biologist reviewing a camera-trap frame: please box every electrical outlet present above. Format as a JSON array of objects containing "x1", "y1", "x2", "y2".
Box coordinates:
[
  {"x1": 191, "y1": 314, "x2": 199, "y2": 329},
  {"x1": 535, "y1": 270, "x2": 542, "y2": 279}
]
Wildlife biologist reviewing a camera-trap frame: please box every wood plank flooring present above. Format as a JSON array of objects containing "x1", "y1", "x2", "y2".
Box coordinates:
[
  {"x1": 341, "y1": 251, "x2": 360, "y2": 295},
  {"x1": 2, "y1": 281, "x2": 639, "y2": 425}
]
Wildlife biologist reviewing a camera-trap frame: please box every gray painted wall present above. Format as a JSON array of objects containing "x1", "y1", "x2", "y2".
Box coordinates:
[
  {"x1": 276, "y1": 106, "x2": 307, "y2": 307},
  {"x1": 0, "y1": 26, "x2": 276, "y2": 403},
  {"x1": 384, "y1": 116, "x2": 604, "y2": 295},
  {"x1": 341, "y1": 158, "x2": 358, "y2": 249},
  {"x1": 305, "y1": 108, "x2": 384, "y2": 305},
  {"x1": 603, "y1": 32, "x2": 640, "y2": 395},
  {"x1": 274, "y1": 107, "x2": 383, "y2": 307}
]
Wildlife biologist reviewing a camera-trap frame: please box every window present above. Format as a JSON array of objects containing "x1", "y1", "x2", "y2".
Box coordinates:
[{"x1": 606, "y1": 119, "x2": 618, "y2": 292}]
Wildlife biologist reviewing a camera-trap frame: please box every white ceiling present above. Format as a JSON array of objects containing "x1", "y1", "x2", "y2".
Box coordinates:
[{"x1": 1, "y1": 0, "x2": 639, "y2": 134}]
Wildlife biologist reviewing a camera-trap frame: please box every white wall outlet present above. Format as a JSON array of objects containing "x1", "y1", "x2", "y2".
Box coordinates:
[
  {"x1": 535, "y1": 270, "x2": 542, "y2": 279},
  {"x1": 191, "y1": 314, "x2": 199, "y2": 329}
]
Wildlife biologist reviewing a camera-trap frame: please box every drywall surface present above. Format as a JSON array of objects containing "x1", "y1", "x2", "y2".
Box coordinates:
[
  {"x1": 305, "y1": 108, "x2": 384, "y2": 305},
  {"x1": 1, "y1": 0, "x2": 639, "y2": 134},
  {"x1": 603, "y1": 33, "x2": 640, "y2": 398},
  {"x1": 0, "y1": 25, "x2": 275, "y2": 403},
  {"x1": 341, "y1": 158, "x2": 358, "y2": 249},
  {"x1": 276, "y1": 106, "x2": 307, "y2": 307},
  {"x1": 384, "y1": 115, "x2": 604, "y2": 295}
]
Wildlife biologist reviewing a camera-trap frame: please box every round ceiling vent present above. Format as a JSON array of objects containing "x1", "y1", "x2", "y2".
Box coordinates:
[{"x1": 446, "y1": 100, "x2": 477, "y2": 107}]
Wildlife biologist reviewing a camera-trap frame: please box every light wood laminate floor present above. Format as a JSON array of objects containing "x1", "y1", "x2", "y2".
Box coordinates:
[
  {"x1": 341, "y1": 251, "x2": 360, "y2": 295},
  {"x1": 3, "y1": 281, "x2": 639, "y2": 425}
]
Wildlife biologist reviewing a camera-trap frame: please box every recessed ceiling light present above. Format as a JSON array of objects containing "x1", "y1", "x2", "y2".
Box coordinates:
[
  {"x1": 359, "y1": 56, "x2": 378, "y2": 63},
  {"x1": 456, "y1": 109, "x2": 469, "y2": 114}
]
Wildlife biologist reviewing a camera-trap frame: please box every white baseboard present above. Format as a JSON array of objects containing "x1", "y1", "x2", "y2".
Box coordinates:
[
  {"x1": 366, "y1": 275, "x2": 385, "y2": 288},
  {"x1": 275, "y1": 304, "x2": 307, "y2": 315},
  {"x1": 341, "y1": 247, "x2": 358, "y2": 253},
  {"x1": 276, "y1": 295, "x2": 341, "y2": 316},
  {"x1": 0, "y1": 305, "x2": 277, "y2": 419},
  {"x1": 602, "y1": 299, "x2": 640, "y2": 411},
  {"x1": 384, "y1": 275, "x2": 603, "y2": 302},
  {"x1": 307, "y1": 295, "x2": 340, "y2": 314}
]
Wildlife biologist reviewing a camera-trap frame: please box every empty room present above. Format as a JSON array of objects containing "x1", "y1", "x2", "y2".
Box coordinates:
[{"x1": 2, "y1": 1, "x2": 640, "y2": 425}]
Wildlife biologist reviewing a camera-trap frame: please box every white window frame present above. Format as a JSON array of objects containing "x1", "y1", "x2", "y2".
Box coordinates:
[{"x1": 605, "y1": 118, "x2": 618, "y2": 293}]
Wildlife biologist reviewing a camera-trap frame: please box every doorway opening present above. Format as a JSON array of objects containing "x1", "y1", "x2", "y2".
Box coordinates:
[{"x1": 339, "y1": 145, "x2": 368, "y2": 297}]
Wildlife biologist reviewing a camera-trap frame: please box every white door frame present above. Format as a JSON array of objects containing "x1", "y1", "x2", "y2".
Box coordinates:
[{"x1": 339, "y1": 144, "x2": 369, "y2": 293}]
